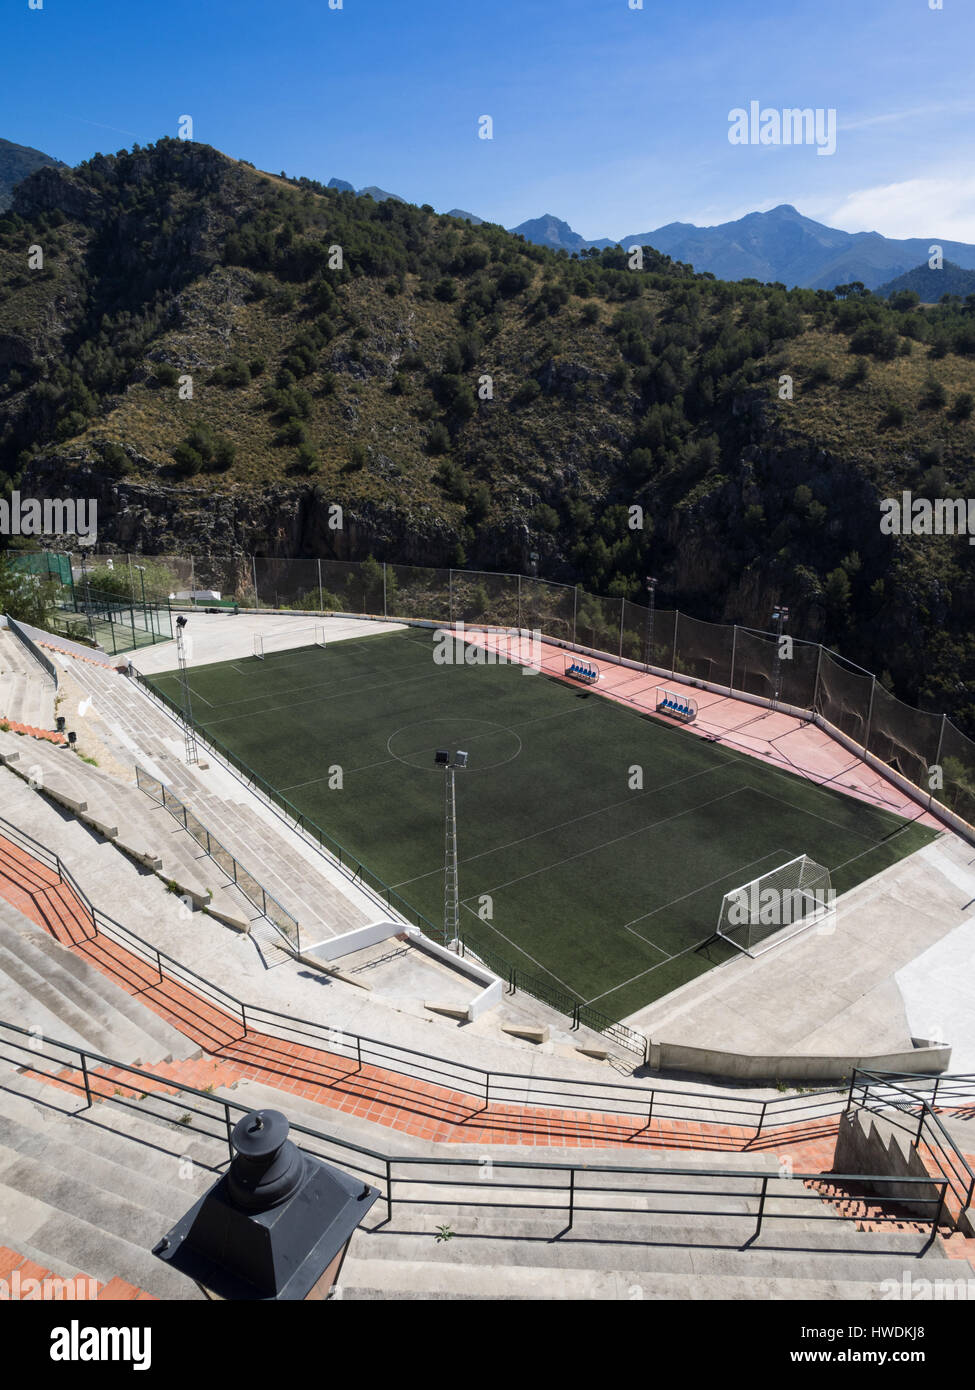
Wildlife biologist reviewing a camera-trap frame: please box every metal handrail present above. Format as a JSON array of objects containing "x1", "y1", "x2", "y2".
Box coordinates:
[
  {"x1": 0, "y1": 812, "x2": 968, "y2": 1148},
  {"x1": 849, "y1": 1069, "x2": 975, "y2": 1211},
  {"x1": 133, "y1": 765, "x2": 301, "y2": 954},
  {"x1": 0, "y1": 1020, "x2": 952, "y2": 1241},
  {"x1": 129, "y1": 668, "x2": 441, "y2": 942}
]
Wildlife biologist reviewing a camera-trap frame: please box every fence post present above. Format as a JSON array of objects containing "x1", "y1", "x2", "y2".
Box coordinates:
[
  {"x1": 318, "y1": 558, "x2": 324, "y2": 614},
  {"x1": 156, "y1": 949, "x2": 164, "y2": 984},
  {"x1": 448, "y1": 569, "x2": 454, "y2": 624},
  {"x1": 754, "y1": 1175, "x2": 768, "y2": 1238},
  {"x1": 934, "y1": 714, "x2": 947, "y2": 770},
  {"x1": 932, "y1": 1180, "x2": 948, "y2": 1236},
  {"x1": 618, "y1": 602, "x2": 624, "y2": 659},
  {"x1": 568, "y1": 1168, "x2": 575, "y2": 1229},
  {"x1": 812, "y1": 643, "x2": 824, "y2": 715},
  {"x1": 846, "y1": 1069, "x2": 858, "y2": 1113},
  {"x1": 80, "y1": 1051, "x2": 93, "y2": 1109},
  {"x1": 647, "y1": 1091, "x2": 654, "y2": 1130},
  {"x1": 672, "y1": 611, "x2": 679, "y2": 678},
  {"x1": 573, "y1": 586, "x2": 578, "y2": 646},
  {"x1": 225, "y1": 1103, "x2": 235, "y2": 1162},
  {"x1": 863, "y1": 675, "x2": 877, "y2": 753},
  {"x1": 240, "y1": 1001, "x2": 248, "y2": 1037},
  {"x1": 356, "y1": 1034, "x2": 362, "y2": 1072},
  {"x1": 386, "y1": 1159, "x2": 393, "y2": 1220},
  {"x1": 757, "y1": 1100, "x2": 767, "y2": 1138},
  {"x1": 915, "y1": 1106, "x2": 926, "y2": 1149},
  {"x1": 729, "y1": 625, "x2": 738, "y2": 693},
  {"x1": 252, "y1": 555, "x2": 259, "y2": 609},
  {"x1": 517, "y1": 575, "x2": 522, "y2": 630},
  {"x1": 383, "y1": 562, "x2": 387, "y2": 619}
]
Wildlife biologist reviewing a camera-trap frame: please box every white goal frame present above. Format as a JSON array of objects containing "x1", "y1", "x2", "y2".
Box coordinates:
[
  {"x1": 716, "y1": 853, "x2": 834, "y2": 957},
  {"x1": 253, "y1": 626, "x2": 326, "y2": 660}
]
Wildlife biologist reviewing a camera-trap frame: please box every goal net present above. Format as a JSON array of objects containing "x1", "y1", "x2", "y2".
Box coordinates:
[
  {"x1": 253, "y1": 625, "x2": 326, "y2": 660},
  {"x1": 716, "y1": 854, "x2": 834, "y2": 956}
]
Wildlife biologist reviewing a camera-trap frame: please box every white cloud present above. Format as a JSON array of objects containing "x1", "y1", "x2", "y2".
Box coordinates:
[{"x1": 822, "y1": 175, "x2": 975, "y2": 242}]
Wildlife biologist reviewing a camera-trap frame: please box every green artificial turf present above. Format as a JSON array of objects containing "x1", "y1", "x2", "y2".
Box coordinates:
[{"x1": 148, "y1": 629, "x2": 937, "y2": 1021}]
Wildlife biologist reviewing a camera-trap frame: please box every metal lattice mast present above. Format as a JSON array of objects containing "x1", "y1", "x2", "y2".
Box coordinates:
[
  {"x1": 436, "y1": 748, "x2": 468, "y2": 947},
  {"x1": 175, "y1": 617, "x2": 199, "y2": 766},
  {"x1": 444, "y1": 763, "x2": 459, "y2": 945}
]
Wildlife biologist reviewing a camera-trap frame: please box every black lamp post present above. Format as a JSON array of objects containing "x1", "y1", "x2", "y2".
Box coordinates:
[{"x1": 154, "y1": 1108, "x2": 380, "y2": 1300}]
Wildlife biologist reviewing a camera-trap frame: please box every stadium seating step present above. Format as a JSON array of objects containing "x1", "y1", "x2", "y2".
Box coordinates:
[{"x1": 0, "y1": 900, "x2": 197, "y2": 1063}]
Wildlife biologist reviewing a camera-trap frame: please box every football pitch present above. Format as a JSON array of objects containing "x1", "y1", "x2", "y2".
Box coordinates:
[{"x1": 148, "y1": 629, "x2": 937, "y2": 1021}]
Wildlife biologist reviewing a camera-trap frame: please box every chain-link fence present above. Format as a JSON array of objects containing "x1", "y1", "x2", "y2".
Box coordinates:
[{"x1": 24, "y1": 549, "x2": 975, "y2": 834}]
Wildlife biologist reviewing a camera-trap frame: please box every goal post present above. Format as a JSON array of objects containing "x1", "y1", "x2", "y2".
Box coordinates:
[
  {"x1": 251, "y1": 626, "x2": 326, "y2": 661},
  {"x1": 716, "y1": 854, "x2": 834, "y2": 956}
]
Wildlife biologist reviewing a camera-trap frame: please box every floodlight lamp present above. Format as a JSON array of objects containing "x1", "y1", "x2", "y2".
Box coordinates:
[
  {"x1": 176, "y1": 615, "x2": 189, "y2": 630},
  {"x1": 435, "y1": 749, "x2": 450, "y2": 766},
  {"x1": 455, "y1": 751, "x2": 469, "y2": 768}
]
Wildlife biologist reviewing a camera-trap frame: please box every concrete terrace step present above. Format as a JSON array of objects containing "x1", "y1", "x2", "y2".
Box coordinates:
[
  {"x1": 0, "y1": 738, "x2": 259, "y2": 931},
  {"x1": 0, "y1": 630, "x2": 56, "y2": 733},
  {"x1": 0, "y1": 1071, "x2": 215, "y2": 1297},
  {"x1": 0, "y1": 902, "x2": 198, "y2": 1062},
  {"x1": 0, "y1": 1070, "x2": 228, "y2": 1173},
  {"x1": 337, "y1": 1257, "x2": 943, "y2": 1301},
  {"x1": 55, "y1": 656, "x2": 393, "y2": 946},
  {"x1": 0, "y1": 1190, "x2": 204, "y2": 1300}
]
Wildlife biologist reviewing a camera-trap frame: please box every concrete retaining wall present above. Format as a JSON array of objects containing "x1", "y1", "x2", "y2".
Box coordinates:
[{"x1": 649, "y1": 1039, "x2": 951, "y2": 1082}]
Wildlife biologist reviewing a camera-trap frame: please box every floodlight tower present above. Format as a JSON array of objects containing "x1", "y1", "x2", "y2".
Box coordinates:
[
  {"x1": 435, "y1": 748, "x2": 468, "y2": 947},
  {"x1": 770, "y1": 605, "x2": 790, "y2": 710},
  {"x1": 175, "y1": 615, "x2": 199, "y2": 765},
  {"x1": 644, "y1": 576, "x2": 657, "y2": 673}
]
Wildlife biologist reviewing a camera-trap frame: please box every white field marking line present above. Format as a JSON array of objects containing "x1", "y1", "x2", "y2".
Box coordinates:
[
  {"x1": 458, "y1": 900, "x2": 585, "y2": 1001},
  {"x1": 583, "y1": 928, "x2": 738, "y2": 1009},
  {"x1": 828, "y1": 817, "x2": 935, "y2": 878},
  {"x1": 282, "y1": 697, "x2": 597, "y2": 795},
  {"x1": 185, "y1": 646, "x2": 423, "y2": 712},
  {"x1": 202, "y1": 666, "x2": 443, "y2": 728},
  {"x1": 747, "y1": 784, "x2": 880, "y2": 843},
  {"x1": 621, "y1": 927, "x2": 673, "y2": 960},
  {"x1": 543, "y1": 650, "x2": 897, "y2": 828},
  {"x1": 458, "y1": 787, "x2": 746, "y2": 901},
  {"x1": 621, "y1": 846, "x2": 789, "y2": 958},
  {"x1": 391, "y1": 752, "x2": 740, "y2": 890}
]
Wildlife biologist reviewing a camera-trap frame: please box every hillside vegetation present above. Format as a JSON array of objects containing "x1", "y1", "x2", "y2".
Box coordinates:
[{"x1": 0, "y1": 138, "x2": 973, "y2": 730}]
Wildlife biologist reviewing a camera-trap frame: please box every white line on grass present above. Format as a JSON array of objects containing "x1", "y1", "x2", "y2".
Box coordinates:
[
  {"x1": 458, "y1": 901, "x2": 585, "y2": 1001},
  {"x1": 391, "y1": 755, "x2": 739, "y2": 890},
  {"x1": 456, "y1": 787, "x2": 747, "y2": 900}
]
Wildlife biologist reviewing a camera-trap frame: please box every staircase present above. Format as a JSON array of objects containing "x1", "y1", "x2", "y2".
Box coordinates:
[
  {"x1": 0, "y1": 629, "x2": 56, "y2": 734},
  {"x1": 8, "y1": 655, "x2": 375, "y2": 946},
  {"x1": 0, "y1": 899, "x2": 198, "y2": 1063},
  {"x1": 5, "y1": 1049, "x2": 965, "y2": 1300}
]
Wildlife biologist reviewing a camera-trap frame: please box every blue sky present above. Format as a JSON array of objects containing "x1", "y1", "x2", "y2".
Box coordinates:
[{"x1": 3, "y1": 0, "x2": 974, "y2": 240}]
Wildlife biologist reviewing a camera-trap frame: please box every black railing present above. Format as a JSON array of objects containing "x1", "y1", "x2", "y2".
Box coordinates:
[
  {"x1": 129, "y1": 668, "x2": 443, "y2": 943},
  {"x1": 849, "y1": 1069, "x2": 975, "y2": 1214},
  {"x1": 0, "y1": 1019, "x2": 952, "y2": 1243},
  {"x1": 133, "y1": 766, "x2": 302, "y2": 953},
  {"x1": 131, "y1": 666, "x2": 649, "y2": 1057},
  {"x1": 4, "y1": 810, "x2": 971, "y2": 1159}
]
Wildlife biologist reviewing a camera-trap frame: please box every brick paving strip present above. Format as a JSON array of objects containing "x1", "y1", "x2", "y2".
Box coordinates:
[
  {"x1": 0, "y1": 717, "x2": 66, "y2": 744},
  {"x1": 3, "y1": 823, "x2": 971, "y2": 1246},
  {"x1": 0, "y1": 1244, "x2": 155, "y2": 1300}
]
